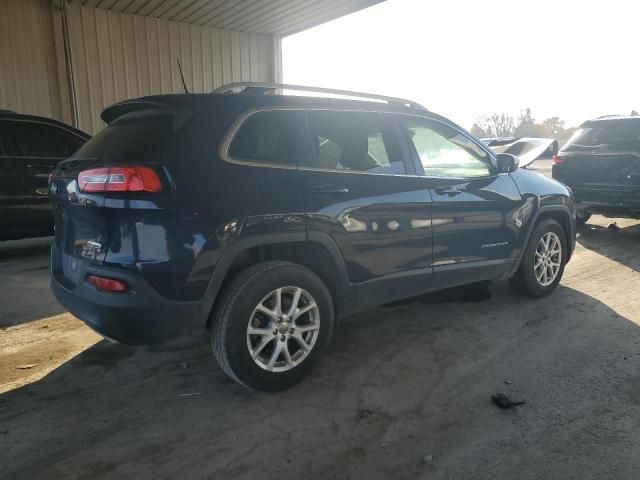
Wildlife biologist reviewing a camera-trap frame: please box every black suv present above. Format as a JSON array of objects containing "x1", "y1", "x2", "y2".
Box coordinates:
[
  {"x1": 50, "y1": 83, "x2": 576, "y2": 390},
  {"x1": 552, "y1": 115, "x2": 640, "y2": 224},
  {"x1": 0, "y1": 110, "x2": 89, "y2": 240}
]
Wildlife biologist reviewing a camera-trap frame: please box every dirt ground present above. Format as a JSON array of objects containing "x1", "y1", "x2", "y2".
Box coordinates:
[{"x1": 1, "y1": 214, "x2": 639, "y2": 480}]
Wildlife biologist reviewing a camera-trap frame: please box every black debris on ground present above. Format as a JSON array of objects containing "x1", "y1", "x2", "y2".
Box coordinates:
[
  {"x1": 357, "y1": 409, "x2": 373, "y2": 419},
  {"x1": 491, "y1": 393, "x2": 526, "y2": 410}
]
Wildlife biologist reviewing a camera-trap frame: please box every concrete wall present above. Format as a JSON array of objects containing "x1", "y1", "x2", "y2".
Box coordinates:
[{"x1": 0, "y1": 0, "x2": 282, "y2": 134}]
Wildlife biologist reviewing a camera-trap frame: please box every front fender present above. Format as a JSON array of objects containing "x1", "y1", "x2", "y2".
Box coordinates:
[{"x1": 507, "y1": 203, "x2": 576, "y2": 277}]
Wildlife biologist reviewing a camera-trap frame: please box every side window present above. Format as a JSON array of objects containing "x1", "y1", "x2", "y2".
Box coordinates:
[
  {"x1": 0, "y1": 121, "x2": 20, "y2": 157},
  {"x1": 12, "y1": 122, "x2": 85, "y2": 158},
  {"x1": 227, "y1": 111, "x2": 298, "y2": 166},
  {"x1": 402, "y1": 118, "x2": 491, "y2": 178},
  {"x1": 307, "y1": 111, "x2": 406, "y2": 174}
]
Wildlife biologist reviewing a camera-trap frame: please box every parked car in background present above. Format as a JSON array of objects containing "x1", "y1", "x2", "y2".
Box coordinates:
[
  {"x1": 552, "y1": 115, "x2": 640, "y2": 224},
  {"x1": 49, "y1": 83, "x2": 576, "y2": 391},
  {"x1": 0, "y1": 110, "x2": 90, "y2": 240}
]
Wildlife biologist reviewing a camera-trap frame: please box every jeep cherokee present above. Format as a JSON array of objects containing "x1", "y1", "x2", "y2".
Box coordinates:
[{"x1": 49, "y1": 83, "x2": 576, "y2": 390}]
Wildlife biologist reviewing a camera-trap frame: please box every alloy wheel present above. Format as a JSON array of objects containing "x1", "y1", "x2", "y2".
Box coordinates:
[
  {"x1": 534, "y1": 232, "x2": 562, "y2": 287},
  {"x1": 246, "y1": 287, "x2": 320, "y2": 372}
]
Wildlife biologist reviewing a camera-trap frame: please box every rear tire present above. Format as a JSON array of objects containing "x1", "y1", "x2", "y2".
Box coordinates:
[
  {"x1": 211, "y1": 261, "x2": 334, "y2": 391},
  {"x1": 576, "y1": 210, "x2": 591, "y2": 226},
  {"x1": 509, "y1": 219, "x2": 567, "y2": 298}
]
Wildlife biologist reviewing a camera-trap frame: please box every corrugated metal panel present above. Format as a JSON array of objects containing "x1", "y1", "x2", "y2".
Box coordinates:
[
  {"x1": 0, "y1": 0, "x2": 63, "y2": 119},
  {"x1": 70, "y1": 0, "x2": 384, "y2": 35},
  {"x1": 66, "y1": 4, "x2": 278, "y2": 133}
]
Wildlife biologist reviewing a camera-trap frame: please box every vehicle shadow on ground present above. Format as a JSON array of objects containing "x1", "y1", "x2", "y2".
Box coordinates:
[
  {"x1": 2, "y1": 283, "x2": 639, "y2": 480},
  {"x1": 577, "y1": 221, "x2": 640, "y2": 272}
]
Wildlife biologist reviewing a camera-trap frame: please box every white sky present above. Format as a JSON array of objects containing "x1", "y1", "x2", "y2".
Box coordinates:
[{"x1": 283, "y1": 0, "x2": 639, "y2": 129}]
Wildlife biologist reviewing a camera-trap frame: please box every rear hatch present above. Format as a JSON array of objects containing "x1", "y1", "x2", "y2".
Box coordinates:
[
  {"x1": 554, "y1": 118, "x2": 640, "y2": 204},
  {"x1": 49, "y1": 95, "x2": 207, "y2": 286}
]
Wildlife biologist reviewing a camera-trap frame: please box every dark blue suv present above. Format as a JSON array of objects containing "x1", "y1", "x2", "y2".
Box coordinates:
[{"x1": 49, "y1": 83, "x2": 576, "y2": 390}]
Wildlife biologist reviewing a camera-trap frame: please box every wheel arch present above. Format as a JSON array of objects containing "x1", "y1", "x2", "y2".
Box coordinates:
[
  {"x1": 201, "y1": 233, "x2": 354, "y2": 330},
  {"x1": 509, "y1": 204, "x2": 575, "y2": 276}
]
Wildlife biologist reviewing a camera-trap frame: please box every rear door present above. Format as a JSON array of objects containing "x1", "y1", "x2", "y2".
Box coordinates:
[
  {"x1": 0, "y1": 119, "x2": 30, "y2": 237},
  {"x1": 398, "y1": 116, "x2": 523, "y2": 288},
  {"x1": 12, "y1": 120, "x2": 87, "y2": 226},
  {"x1": 298, "y1": 109, "x2": 433, "y2": 306}
]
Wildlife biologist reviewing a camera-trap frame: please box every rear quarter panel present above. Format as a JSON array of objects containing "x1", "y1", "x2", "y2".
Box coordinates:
[{"x1": 159, "y1": 98, "x2": 307, "y2": 301}]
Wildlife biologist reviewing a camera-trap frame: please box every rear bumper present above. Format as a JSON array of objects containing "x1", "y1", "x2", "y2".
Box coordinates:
[
  {"x1": 554, "y1": 178, "x2": 640, "y2": 219},
  {"x1": 50, "y1": 243, "x2": 201, "y2": 345},
  {"x1": 574, "y1": 200, "x2": 640, "y2": 219}
]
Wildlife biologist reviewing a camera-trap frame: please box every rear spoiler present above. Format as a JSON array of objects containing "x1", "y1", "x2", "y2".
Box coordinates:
[{"x1": 101, "y1": 95, "x2": 209, "y2": 132}]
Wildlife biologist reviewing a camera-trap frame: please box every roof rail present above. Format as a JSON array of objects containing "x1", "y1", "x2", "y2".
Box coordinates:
[{"x1": 212, "y1": 82, "x2": 427, "y2": 110}]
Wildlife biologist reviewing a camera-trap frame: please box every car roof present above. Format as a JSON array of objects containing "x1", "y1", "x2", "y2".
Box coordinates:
[
  {"x1": 206, "y1": 92, "x2": 475, "y2": 139},
  {"x1": 113, "y1": 90, "x2": 432, "y2": 117},
  {"x1": 0, "y1": 110, "x2": 91, "y2": 139},
  {"x1": 212, "y1": 91, "x2": 426, "y2": 114},
  {"x1": 102, "y1": 91, "x2": 479, "y2": 150},
  {"x1": 582, "y1": 115, "x2": 640, "y2": 127}
]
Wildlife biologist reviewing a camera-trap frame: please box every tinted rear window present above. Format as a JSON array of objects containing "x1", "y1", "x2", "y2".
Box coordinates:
[
  {"x1": 564, "y1": 120, "x2": 640, "y2": 150},
  {"x1": 71, "y1": 110, "x2": 172, "y2": 164}
]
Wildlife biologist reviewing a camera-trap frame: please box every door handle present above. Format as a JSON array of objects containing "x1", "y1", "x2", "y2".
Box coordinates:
[
  {"x1": 435, "y1": 187, "x2": 463, "y2": 196},
  {"x1": 310, "y1": 184, "x2": 350, "y2": 194}
]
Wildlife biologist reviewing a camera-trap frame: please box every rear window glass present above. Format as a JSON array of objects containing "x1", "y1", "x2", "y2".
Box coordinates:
[
  {"x1": 228, "y1": 111, "x2": 298, "y2": 166},
  {"x1": 564, "y1": 120, "x2": 640, "y2": 150}
]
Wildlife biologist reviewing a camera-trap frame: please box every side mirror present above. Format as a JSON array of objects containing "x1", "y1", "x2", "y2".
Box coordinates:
[{"x1": 496, "y1": 153, "x2": 520, "y2": 173}]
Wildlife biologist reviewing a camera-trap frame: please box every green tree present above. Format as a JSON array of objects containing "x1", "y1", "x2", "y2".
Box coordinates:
[
  {"x1": 470, "y1": 122, "x2": 489, "y2": 137},
  {"x1": 473, "y1": 109, "x2": 577, "y2": 143},
  {"x1": 515, "y1": 108, "x2": 537, "y2": 137},
  {"x1": 487, "y1": 113, "x2": 515, "y2": 137},
  {"x1": 540, "y1": 117, "x2": 565, "y2": 137}
]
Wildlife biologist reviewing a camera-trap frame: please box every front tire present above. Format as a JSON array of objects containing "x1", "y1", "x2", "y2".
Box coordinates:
[
  {"x1": 211, "y1": 261, "x2": 334, "y2": 391},
  {"x1": 509, "y1": 219, "x2": 567, "y2": 298}
]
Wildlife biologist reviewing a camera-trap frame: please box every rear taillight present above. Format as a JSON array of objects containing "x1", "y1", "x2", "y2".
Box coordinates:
[
  {"x1": 87, "y1": 275, "x2": 129, "y2": 293},
  {"x1": 78, "y1": 166, "x2": 162, "y2": 193},
  {"x1": 552, "y1": 154, "x2": 566, "y2": 165}
]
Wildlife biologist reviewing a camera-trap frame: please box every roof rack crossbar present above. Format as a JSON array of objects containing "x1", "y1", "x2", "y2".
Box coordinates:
[{"x1": 212, "y1": 82, "x2": 427, "y2": 110}]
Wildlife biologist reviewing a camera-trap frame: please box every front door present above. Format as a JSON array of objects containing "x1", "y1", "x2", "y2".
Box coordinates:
[
  {"x1": 399, "y1": 116, "x2": 524, "y2": 289},
  {"x1": 299, "y1": 110, "x2": 433, "y2": 307}
]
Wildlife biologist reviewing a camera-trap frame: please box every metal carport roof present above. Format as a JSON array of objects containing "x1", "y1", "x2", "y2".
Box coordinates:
[{"x1": 70, "y1": 0, "x2": 384, "y2": 35}]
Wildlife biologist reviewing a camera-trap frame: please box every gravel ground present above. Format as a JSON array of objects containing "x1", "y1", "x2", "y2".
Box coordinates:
[{"x1": 1, "y1": 215, "x2": 639, "y2": 480}]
